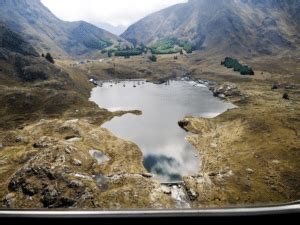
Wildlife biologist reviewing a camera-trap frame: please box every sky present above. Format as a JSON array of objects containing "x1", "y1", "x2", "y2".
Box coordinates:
[{"x1": 41, "y1": 0, "x2": 187, "y2": 28}]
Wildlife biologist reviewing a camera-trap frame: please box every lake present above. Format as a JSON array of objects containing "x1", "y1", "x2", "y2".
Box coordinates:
[{"x1": 90, "y1": 80, "x2": 235, "y2": 182}]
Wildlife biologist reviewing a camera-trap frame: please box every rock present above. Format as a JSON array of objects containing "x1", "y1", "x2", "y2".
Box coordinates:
[
  {"x1": 178, "y1": 120, "x2": 189, "y2": 131},
  {"x1": 72, "y1": 159, "x2": 82, "y2": 166},
  {"x1": 285, "y1": 84, "x2": 296, "y2": 90},
  {"x1": 8, "y1": 179, "x2": 22, "y2": 192},
  {"x1": 66, "y1": 137, "x2": 82, "y2": 142},
  {"x1": 15, "y1": 136, "x2": 24, "y2": 143},
  {"x1": 272, "y1": 160, "x2": 280, "y2": 164},
  {"x1": 186, "y1": 188, "x2": 199, "y2": 201},
  {"x1": 141, "y1": 173, "x2": 153, "y2": 178},
  {"x1": 246, "y1": 168, "x2": 254, "y2": 174},
  {"x1": 65, "y1": 147, "x2": 72, "y2": 154},
  {"x1": 68, "y1": 180, "x2": 84, "y2": 189},
  {"x1": 283, "y1": 93, "x2": 289, "y2": 100},
  {"x1": 21, "y1": 183, "x2": 39, "y2": 196},
  {"x1": 41, "y1": 187, "x2": 58, "y2": 208},
  {"x1": 160, "y1": 185, "x2": 172, "y2": 195},
  {"x1": 5, "y1": 193, "x2": 16, "y2": 201},
  {"x1": 0, "y1": 143, "x2": 3, "y2": 149},
  {"x1": 208, "y1": 172, "x2": 218, "y2": 177},
  {"x1": 213, "y1": 83, "x2": 241, "y2": 98},
  {"x1": 33, "y1": 140, "x2": 48, "y2": 148},
  {"x1": 4, "y1": 193, "x2": 16, "y2": 208},
  {"x1": 59, "y1": 197, "x2": 75, "y2": 207},
  {"x1": 210, "y1": 143, "x2": 218, "y2": 149},
  {"x1": 218, "y1": 94, "x2": 226, "y2": 99},
  {"x1": 89, "y1": 150, "x2": 110, "y2": 165}
]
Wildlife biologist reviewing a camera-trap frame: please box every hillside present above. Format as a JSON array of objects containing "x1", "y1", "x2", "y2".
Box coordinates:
[
  {"x1": 0, "y1": 0, "x2": 127, "y2": 58},
  {"x1": 121, "y1": 0, "x2": 300, "y2": 55},
  {"x1": 0, "y1": 24, "x2": 110, "y2": 130}
]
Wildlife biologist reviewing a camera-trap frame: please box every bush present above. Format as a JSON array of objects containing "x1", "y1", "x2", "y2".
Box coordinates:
[
  {"x1": 45, "y1": 53, "x2": 54, "y2": 64},
  {"x1": 148, "y1": 55, "x2": 157, "y2": 62},
  {"x1": 223, "y1": 57, "x2": 254, "y2": 76}
]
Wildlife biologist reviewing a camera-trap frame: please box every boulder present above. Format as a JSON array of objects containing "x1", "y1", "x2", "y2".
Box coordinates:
[
  {"x1": 21, "y1": 183, "x2": 39, "y2": 196},
  {"x1": 213, "y1": 83, "x2": 241, "y2": 98},
  {"x1": 186, "y1": 188, "x2": 199, "y2": 201}
]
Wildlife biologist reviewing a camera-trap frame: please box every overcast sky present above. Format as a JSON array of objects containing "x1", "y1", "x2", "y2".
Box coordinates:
[{"x1": 41, "y1": 0, "x2": 187, "y2": 28}]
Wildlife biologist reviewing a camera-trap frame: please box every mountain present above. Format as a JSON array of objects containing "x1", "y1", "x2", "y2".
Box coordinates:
[
  {"x1": 95, "y1": 22, "x2": 127, "y2": 36},
  {"x1": 0, "y1": 0, "x2": 126, "y2": 58},
  {"x1": 121, "y1": 0, "x2": 300, "y2": 55}
]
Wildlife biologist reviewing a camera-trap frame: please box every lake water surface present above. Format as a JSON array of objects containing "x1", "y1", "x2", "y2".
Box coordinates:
[{"x1": 90, "y1": 81, "x2": 235, "y2": 182}]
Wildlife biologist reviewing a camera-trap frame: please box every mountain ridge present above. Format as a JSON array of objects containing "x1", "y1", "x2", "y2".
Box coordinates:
[
  {"x1": 0, "y1": 0, "x2": 126, "y2": 58},
  {"x1": 121, "y1": 0, "x2": 300, "y2": 55}
]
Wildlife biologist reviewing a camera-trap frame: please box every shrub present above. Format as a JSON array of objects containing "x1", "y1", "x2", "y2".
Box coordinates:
[
  {"x1": 45, "y1": 53, "x2": 54, "y2": 64},
  {"x1": 149, "y1": 55, "x2": 157, "y2": 62}
]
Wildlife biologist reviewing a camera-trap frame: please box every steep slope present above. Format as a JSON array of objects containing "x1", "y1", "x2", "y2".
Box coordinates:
[
  {"x1": 0, "y1": 0, "x2": 125, "y2": 58},
  {"x1": 0, "y1": 24, "x2": 99, "y2": 129},
  {"x1": 122, "y1": 0, "x2": 300, "y2": 55}
]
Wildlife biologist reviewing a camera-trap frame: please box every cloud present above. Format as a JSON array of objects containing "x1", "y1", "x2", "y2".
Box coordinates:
[{"x1": 41, "y1": 0, "x2": 187, "y2": 27}]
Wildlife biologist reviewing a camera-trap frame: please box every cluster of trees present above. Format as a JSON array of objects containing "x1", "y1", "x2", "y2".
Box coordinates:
[
  {"x1": 114, "y1": 48, "x2": 143, "y2": 58},
  {"x1": 42, "y1": 53, "x2": 55, "y2": 64},
  {"x1": 178, "y1": 40, "x2": 194, "y2": 53},
  {"x1": 150, "y1": 38, "x2": 195, "y2": 54},
  {"x1": 100, "y1": 38, "x2": 195, "y2": 58},
  {"x1": 83, "y1": 39, "x2": 113, "y2": 50},
  {"x1": 150, "y1": 38, "x2": 180, "y2": 54},
  {"x1": 221, "y1": 57, "x2": 254, "y2": 75}
]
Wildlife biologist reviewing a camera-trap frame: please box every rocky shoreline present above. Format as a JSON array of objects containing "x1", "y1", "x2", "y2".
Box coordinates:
[{"x1": 178, "y1": 76, "x2": 300, "y2": 207}]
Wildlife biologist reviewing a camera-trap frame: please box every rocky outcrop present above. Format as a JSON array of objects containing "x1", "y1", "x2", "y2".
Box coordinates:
[
  {"x1": 212, "y1": 83, "x2": 242, "y2": 99},
  {"x1": 0, "y1": 119, "x2": 177, "y2": 209},
  {"x1": 178, "y1": 120, "x2": 189, "y2": 132}
]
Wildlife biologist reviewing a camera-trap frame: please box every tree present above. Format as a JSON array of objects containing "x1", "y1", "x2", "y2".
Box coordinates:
[{"x1": 45, "y1": 53, "x2": 54, "y2": 64}]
